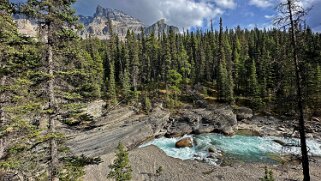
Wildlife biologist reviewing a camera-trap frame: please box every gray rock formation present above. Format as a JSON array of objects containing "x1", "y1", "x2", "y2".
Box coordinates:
[
  {"x1": 67, "y1": 106, "x2": 170, "y2": 157},
  {"x1": 233, "y1": 107, "x2": 253, "y2": 121},
  {"x1": 67, "y1": 103, "x2": 238, "y2": 157},
  {"x1": 166, "y1": 107, "x2": 238, "y2": 137},
  {"x1": 144, "y1": 19, "x2": 180, "y2": 36},
  {"x1": 14, "y1": 5, "x2": 180, "y2": 40},
  {"x1": 79, "y1": 5, "x2": 144, "y2": 40}
]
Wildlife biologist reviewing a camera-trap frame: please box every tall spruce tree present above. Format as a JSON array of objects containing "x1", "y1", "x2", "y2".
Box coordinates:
[
  {"x1": 217, "y1": 17, "x2": 233, "y2": 103},
  {"x1": 0, "y1": 1, "x2": 50, "y2": 178},
  {"x1": 108, "y1": 61, "x2": 117, "y2": 105},
  {"x1": 120, "y1": 44, "x2": 131, "y2": 99},
  {"x1": 232, "y1": 35, "x2": 241, "y2": 92},
  {"x1": 23, "y1": 0, "x2": 80, "y2": 180},
  {"x1": 106, "y1": 18, "x2": 117, "y2": 105},
  {"x1": 131, "y1": 35, "x2": 140, "y2": 101},
  {"x1": 0, "y1": 0, "x2": 17, "y2": 129}
]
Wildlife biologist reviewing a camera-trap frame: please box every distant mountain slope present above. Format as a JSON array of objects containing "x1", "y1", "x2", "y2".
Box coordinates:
[
  {"x1": 145, "y1": 19, "x2": 180, "y2": 36},
  {"x1": 78, "y1": 5, "x2": 145, "y2": 39},
  {"x1": 14, "y1": 5, "x2": 180, "y2": 40}
]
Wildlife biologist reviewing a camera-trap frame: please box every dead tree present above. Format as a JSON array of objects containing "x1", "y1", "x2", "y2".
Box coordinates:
[{"x1": 274, "y1": 0, "x2": 310, "y2": 180}]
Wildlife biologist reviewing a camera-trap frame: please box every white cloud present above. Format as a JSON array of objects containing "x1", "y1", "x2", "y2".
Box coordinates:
[
  {"x1": 249, "y1": 0, "x2": 320, "y2": 9},
  {"x1": 264, "y1": 15, "x2": 274, "y2": 19},
  {"x1": 75, "y1": 0, "x2": 231, "y2": 29},
  {"x1": 73, "y1": 0, "x2": 320, "y2": 31},
  {"x1": 249, "y1": 0, "x2": 273, "y2": 8},
  {"x1": 213, "y1": 0, "x2": 237, "y2": 9},
  {"x1": 247, "y1": 22, "x2": 273, "y2": 30}
]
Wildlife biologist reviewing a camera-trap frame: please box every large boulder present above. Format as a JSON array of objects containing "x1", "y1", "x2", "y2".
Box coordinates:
[
  {"x1": 194, "y1": 124, "x2": 215, "y2": 134},
  {"x1": 167, "y1": 106, "x2": 238, "y2": 137},
  {"x1": 233, "y1": 107, "x2": 253, "y2": 121},
  {"x1": 147, "y1": 107, "x2": 171, "y2": 134},
  {"x1": 175, "y1": 137, "x2": 193, "y2": 148}
]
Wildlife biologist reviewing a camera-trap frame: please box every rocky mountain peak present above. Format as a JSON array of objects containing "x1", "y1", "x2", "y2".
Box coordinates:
[
  {"x1": 157, "y1": 19, "x2": 166, "y2": 25},
  {"x1": 93, "y1": 6, "x2": 140, "y2": 23},
  {"x1": 79, "y1": 6, "x2": 144, "y2": 39},
  {"x1": 145, "y1": 18, "x2": 180, "y2": 36},
  {"x1": 14, "y1": 5, "x2": 180, "y2": 40},
  {"x1": 95, "y1": 5, "x2": 105, "y2": 17},
  {"x1": 94, "y1": 6, "x2": 117, "y2": 18}
]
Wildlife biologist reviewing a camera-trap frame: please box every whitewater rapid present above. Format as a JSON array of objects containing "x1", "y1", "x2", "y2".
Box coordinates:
[{"x1": 140, "y1": 134, "x2": 321, "y2": 165}]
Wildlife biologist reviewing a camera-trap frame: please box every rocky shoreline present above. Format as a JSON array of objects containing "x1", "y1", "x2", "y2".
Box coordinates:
[
  {"x1": 64, "y1": 100, "x2": 321, "y2": 180},
  {"x1": 84, "y1": 145, "x2": 321, "y2": 181}
]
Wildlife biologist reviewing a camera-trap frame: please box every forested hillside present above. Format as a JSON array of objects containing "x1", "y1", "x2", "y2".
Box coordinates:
[
  {"x1": 1, "y1": 0, "x2": 320, "y2": 180},
  {"x1": 72, "y1": 19, "x2": 321, "y2": 114}
]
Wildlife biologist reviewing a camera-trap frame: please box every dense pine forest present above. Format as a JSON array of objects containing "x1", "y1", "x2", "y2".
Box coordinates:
[{"x1": 1, "y1": 0, "x2": 321, "y2": 180}]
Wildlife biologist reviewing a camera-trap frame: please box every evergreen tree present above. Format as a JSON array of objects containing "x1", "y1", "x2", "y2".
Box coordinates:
[
  {"x1": 108, "y1": 143, "x2": 132, "y2": 181},
  {"x1": 79, "y1": 50, "x2": 102, "y2": 99},
  {"x1": 163, "y1": 33, "x2": 172, "y2": 96},
  {"x1": 0, "y1": 1, "x2": 45, "y2": 178},
  {"x1": 85, "y1": 38, "x2": 104, "y2": 98},
  {"x1": 108, "y1": 61, "x2": 117, "y2": 105},
  {"x1": 217, "y1": 17, "x2": 233, "y2": 103},
  {"x1": 178, "y1": 43, "x2": 191, "y2": 84},
  {"x1": 249, "y1": 60, "x2": 259, "y2": 96},
  {"x1": 311, "y1": 65, "x2": 321, "y2": 109},
  {"x1": 248, "y1": 59, "x2": 262, "y2": 107},
  {"x1": 119, "y1": 42, "x2": 131, "y2": 99},
  {"x1": 130, "y1": 35, "x2": 140, "y2": 102},
  {"x1": 232, "y1": 35, "x2": 241, "y2": 92},
  {"x1": 121, "y1": 69, "x2": 131, "y2": 98},
  {"x1": 0, "y1": 0, "x2": 18, "y2": 127},
  {"x1": 23, "y1": 0, "x2": 80, "y2": 180}
]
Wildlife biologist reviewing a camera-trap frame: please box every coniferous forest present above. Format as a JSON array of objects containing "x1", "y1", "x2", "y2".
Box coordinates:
[{"x1": 1, "y1": 0, "x2": 321, "y2": 180}]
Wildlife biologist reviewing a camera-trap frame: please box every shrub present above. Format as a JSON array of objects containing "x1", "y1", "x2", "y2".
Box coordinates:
[{"x1": 260, "y1": 166, "x2": 275, "y2": 181}]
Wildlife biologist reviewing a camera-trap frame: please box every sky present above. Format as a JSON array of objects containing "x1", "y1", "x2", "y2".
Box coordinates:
[{"x1": 11, "y1": 0, "x2": 321, "y2": 32}]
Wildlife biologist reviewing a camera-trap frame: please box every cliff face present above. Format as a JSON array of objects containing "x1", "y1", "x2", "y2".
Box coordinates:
[
  {"x1": 144, "y1": 19, "x2": 180, "y2": 36},
  {"x1": 78, "y1": 5, "x2": 145, "y2": 39},
  {"x1": 14, "y1": 5, "x2": 179, "y2": 39}
]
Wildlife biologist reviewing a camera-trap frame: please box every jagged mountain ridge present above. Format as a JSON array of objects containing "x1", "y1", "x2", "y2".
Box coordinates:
[
  {"x1": 14, "y1": 5, "x2": 180, "y2": 39},
  {"x1": 78, "y1": 5, "x2": 145, "y2": 39},
  {"x1": 145, "y1": 19, "x2": 180, "y2": 37}
]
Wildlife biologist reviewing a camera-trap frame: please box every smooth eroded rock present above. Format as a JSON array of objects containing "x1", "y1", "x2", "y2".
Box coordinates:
[
  {"x1": 167, "y1": 107, "x2": 238, "y2": 137},
  {"x1": 234, "y1": 107, "x2": 253, "y2": 121}
]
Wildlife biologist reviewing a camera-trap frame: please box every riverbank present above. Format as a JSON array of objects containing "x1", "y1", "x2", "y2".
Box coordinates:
[
  {"x1": 84, "y1": 145, "x2": 321, "y2": 181},
  {"x1": 64, "y1": 101, "x2": 321, "y2": 180}
]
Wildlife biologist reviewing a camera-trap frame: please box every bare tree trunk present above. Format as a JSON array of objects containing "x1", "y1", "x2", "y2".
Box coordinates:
[
  {"x1": 0, "y1": 76, "x2": 7, "y2": 159},
  {"x1": 47, "y1": 21, "x2": 59, "y2": 181},
  {"x1": 0, "y1": 76, "x2": 7, "y2": 125},
  {"x1": 287, "y1": 0, "x2": 310, "y2": 180},
  {"x1": 133, "y1": 64, "x2": 138, "y2": 98}
]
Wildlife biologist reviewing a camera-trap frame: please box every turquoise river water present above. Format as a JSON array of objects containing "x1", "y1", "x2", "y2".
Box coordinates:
[{"x1": 140, "y1": 134, "x2": 321, "y2": 165}]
